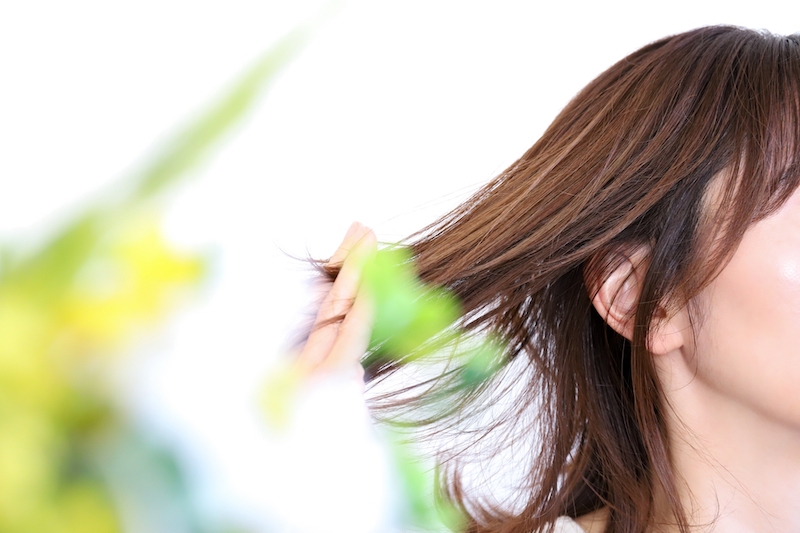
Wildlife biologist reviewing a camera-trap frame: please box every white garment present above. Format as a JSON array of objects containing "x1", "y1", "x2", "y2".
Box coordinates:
[{"x1": 553, "y1": 516, "x2": 586, "y2": 533}]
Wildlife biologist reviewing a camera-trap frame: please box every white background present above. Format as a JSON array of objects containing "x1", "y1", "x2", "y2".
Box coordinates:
[{"x1": 1, "y1": 2, "x2": 798, "y2": 532}]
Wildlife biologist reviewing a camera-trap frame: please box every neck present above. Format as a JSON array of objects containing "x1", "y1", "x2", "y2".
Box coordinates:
[{"x1": 656, "y1": 360, "x2": 800, "y2": 533}]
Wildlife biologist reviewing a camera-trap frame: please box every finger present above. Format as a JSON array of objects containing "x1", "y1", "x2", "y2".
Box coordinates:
[
  {"x1": 310, "y1": 222, "x2": 372, "y2": 324},
  {"x1": 327, "y1": 221, "x2": 366, "y2": 268},
  {"x1": 316, "y1": 227, "x2": 376, "y2": 320},
  {"x1": 322, "y1": 280, "x2": 374, "y2": 372},
  {"x1": 299, "y1": 227, "x2": 376, "y2": 370}
]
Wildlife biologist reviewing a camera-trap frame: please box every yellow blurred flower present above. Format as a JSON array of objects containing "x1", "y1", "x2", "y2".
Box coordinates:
[{"x1": 59, "y1": 214, "x2": 204, "y2": 352}]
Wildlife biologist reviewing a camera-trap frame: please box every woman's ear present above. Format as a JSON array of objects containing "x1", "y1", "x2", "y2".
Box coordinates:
[
  {"x1": 588, "y1": 248, "x2": 688, "y2": 355},
  {"x1": 589, "y1": 249, "x2": 647, "y2": 342}
]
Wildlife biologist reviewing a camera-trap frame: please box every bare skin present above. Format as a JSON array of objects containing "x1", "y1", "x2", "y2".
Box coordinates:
[
  {"x1": 591, "y1": 186, "x2": 800, "y2": 532},
  {"x1": 294, "y1": 221, "x2": 377, "y2": 380},
  {"x1": 306, "y1": 224, "x2": 612, "y2": 533},
  {"x1": 306, "y1": 194, "x2": 800, "y2": 533}
]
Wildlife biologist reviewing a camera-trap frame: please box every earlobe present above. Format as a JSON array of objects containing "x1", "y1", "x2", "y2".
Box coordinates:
[{"x1": 647, "y1": 305, "x2": 689, "y2": 355}]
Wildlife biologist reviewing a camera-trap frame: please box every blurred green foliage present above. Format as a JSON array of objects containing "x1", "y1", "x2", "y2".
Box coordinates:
[
  {"x1": 363, "y1": 247, "x2": 461, "y2": 359},
  {"x1": 362, "y1": 246, "x2": 504, "y2": 390},
  {"x1": 0, "y1": 209, "x2": 204, "y2": 531},
  {"x1": 133, "y1": 26, "x2": 308, "y2": 201},
  {"x1": 385, "y1": 429, "x2": 466, "y2": 533},
  {"x1": 0, "y1": 26, "x2": 309, "y2": 533},
  {"x1": 262, "y1": 244, "x2": 508, "y2": 531},
  {"x1": 362, "y1": 248, "x2": 507, "y2": 532}
]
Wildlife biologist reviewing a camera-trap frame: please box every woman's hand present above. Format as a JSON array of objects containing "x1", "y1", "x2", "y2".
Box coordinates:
[
  {"x1": 295, "y1": 222, "x2": 377, "y2": 381},
  {"x1": 262, "y1": 222, "x2": 376, "y2": 429}
]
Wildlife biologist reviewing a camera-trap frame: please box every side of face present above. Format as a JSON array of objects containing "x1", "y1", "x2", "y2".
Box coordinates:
[
  {"x1": 685, "y1": 186, "x2": 800, "y2": 429},
  {"x1": 590, "y1": 185, "x2": 800, "y2": 431}
]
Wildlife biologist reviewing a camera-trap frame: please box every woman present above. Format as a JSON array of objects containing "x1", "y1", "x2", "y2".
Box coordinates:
[{"x1": 294, "y1": 25, "x2": 800, "y2": 533}]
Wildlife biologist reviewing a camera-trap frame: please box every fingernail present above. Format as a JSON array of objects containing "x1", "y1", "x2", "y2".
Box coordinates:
[{"x1": 345, "y1": 221, "x2": 362, "y2": 240}]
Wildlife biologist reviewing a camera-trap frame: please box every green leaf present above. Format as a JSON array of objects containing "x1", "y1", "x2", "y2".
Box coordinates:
[
  {"x1": 2, "y1": 211, "x2": 105, "y2": 304},
  {"x1": 133, "y1": 26, "x2": 311, "y2": 200},
  {"x1": 384, "y1": 430, "x2": 467, "y2": 532},
  {"x1": 363, "y1": 247, "x2": 461, "y2": 359},
  {"x1": 459, "y1": 337, "x2": 504, "y2": 387}
]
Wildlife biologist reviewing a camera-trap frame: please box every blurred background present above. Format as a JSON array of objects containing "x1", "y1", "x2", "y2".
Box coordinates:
[{"x1": 0, "y1": 1, "x2": 797, "y2": 532}]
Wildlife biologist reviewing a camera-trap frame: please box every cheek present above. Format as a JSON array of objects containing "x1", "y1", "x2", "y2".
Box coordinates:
[
  {"x1": 692, "y1": 223, "x2": 800, "y2": 426},
  {"x1": 777, "y1": 259, "x2": 800, "y2": 313}
]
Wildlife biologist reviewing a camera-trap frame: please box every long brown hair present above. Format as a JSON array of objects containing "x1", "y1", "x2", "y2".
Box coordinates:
[{"x1": 348, "y1": 26, "x2": 800, "y2": 533}]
